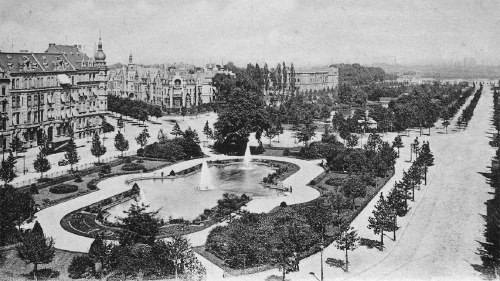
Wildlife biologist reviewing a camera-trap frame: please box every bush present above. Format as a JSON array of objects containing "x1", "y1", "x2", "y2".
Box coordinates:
[
  {"x1": 136, "y1": 159, "x2": 144, "y2": 163},
  {"x1": 143, "y1": 168, "x2": 148, "y2": 172},
  {"x1": 121, "y1": 163, "x2": 145, "y2": 171},
  {"x1": 100, "y1": 164, "x2": 111, "y2": 174},
  {"x1": 88, "y1": 183, "x2": 97, "y2": 190},
  {"x1": 325, "y1": 178, "x2": 343, "y2": 187},
  {"x1": 37, "y1": 177, "x2": 53, "y2": 183},
  {"x1": 68, "y1": 255, "x2": 94, "y2": 279},
  {"x1": 49, "y1": 184, "x2": 78, "y2": 194},
  {"x1": 137, "y1": 148, "x2": 144, "y2": 156},
  {"x1": 169, "y1": 170, "x2": 176, "y2": 176},
  {"x1": 125, "y1": 157, "x2": 132, "y2": 163},
  {"x1": 30, "y1": 183, "x2": 38, "y2": 194},
  {"x1": 283, "y1": 148, "x2": 290, "y2": 156},
  {"x1": 280, "y1": 201, "x2": 287, "y2": 207},
  {"x1": 74, "y1": 174, "x2": 83, "y2": 182}
]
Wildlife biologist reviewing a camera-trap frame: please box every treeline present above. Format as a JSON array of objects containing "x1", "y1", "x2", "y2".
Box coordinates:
[
  {"x1": 474, "y1": 87, "x2": 500, "y2": 278},
  {"x1": 367, "y1": 139, "x2": 434, "y2": 247},
  {"x1": 333, "y1": 63, "x2": 387, "y2": 85},
  {"x1": 458, "y1": 83, "x2": 483, "y2": 128},
  {"x1": 108, "y1": 95, "x2": 162, "y2": 121}
]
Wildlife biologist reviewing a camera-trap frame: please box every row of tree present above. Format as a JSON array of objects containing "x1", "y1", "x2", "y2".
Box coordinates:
[
  {"x1": 475, "y1": 86, "x2": 500, "y2": 278},
  {"x1": 458, "y1": 83, "x2": 483, "y2": 128},
  {"x1": 367, "y1": 137, "x2": 434, "y2": 247},
  {"x1": 108, "y1": 95, "x2": 162, "y2": 123}
]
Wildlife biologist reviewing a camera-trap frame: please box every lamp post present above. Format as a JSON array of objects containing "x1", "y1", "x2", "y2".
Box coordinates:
[{"x1": 23, "y1": 155, "x2": 26, "y2": 175}]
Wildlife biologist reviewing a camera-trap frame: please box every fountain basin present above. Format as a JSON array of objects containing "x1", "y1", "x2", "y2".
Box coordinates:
[{"x1": 106, "y1": 162, "x2": 278, "y2": 222}]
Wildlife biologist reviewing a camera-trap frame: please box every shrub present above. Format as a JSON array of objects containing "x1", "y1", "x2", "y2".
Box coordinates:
[
  {"x1": 49, "y1": 184, "x2": 78, "y2": 194},
  {"x1": 169, "y1": 170, "x2": 176, "y2": 176},
  {"x1": 30, "y1": 183, "x2": 38, "y2": 194},
  {"x1": 121, "y1": 163, "x2": 145, "y2": 171},
  {"x1": 137, "y1": 148, "x2": 145, "y2": 156},
  {"x1": 88, "y1": 183, "x2": 97, "y2": 190},
  {"x1": 143, "y1": 168, "x2": 148, "y2": 172},
  {"x1": 283, "y1": 148, "x2": 290, "y2": 156},
  {"x1": 100, "y1": 164, "x2": 111, "y2": 174},
  {"x1": 325, "y1": 178, "x2": 343, "y2": 187},
  {"x1": 280, "y1": 201, "x2": 287, "y2": 207},
  {"x1": 68, "y1": 255, "x2": 95, "y2": 279},
  {"x1": 74, "y1": 174, "x2": 83, "y2": 183},
  {"x1": 37, "y1": 177, "x2": 53, "y2": 183},
  {"x1": 136, "y1": 159, "x2": 144, "y2": 163},
  {"x1": 125, "y1": 157, "x2": 132, "y2": 163}
]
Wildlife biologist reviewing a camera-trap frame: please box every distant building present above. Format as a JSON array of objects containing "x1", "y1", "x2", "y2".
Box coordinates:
[
  {"x1": 0, "y1": 36, "x2": 108, "y2": 150},
  {"x1": 108, "y1": 57, "x2": 231, "y2": 109},
  {"x1": 286, "y1": 66, "x2": 339, "y2": 92}
]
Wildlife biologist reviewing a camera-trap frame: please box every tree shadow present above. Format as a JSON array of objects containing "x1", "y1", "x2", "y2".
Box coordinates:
[
  {"x1": 22, "y1": 269, "x2": 60, "y2": 280},
  {"x1": 360, "y1": 238, "x2": 384, "y2": 251},
  {"x1": 266, "y1": 274, "x2": 290, "y2": 281},
  {"x1": 326, "y1": 257, "x2": 346, "y2": 271}
]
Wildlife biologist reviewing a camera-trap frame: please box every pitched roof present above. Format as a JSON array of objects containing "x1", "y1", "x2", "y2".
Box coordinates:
[{"x1": 45, "y1": 44, "x2": 92, "y2": 70}]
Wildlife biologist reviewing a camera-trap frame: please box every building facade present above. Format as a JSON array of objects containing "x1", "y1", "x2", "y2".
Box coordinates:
[
  {"x1": 0, "y1": 37, "x2": 108, "y2": 151},
  {"x1": 108, "y1": 57, "x2": 226, "y2": 109},
  {"x1": 287, "y1": 66, "x2": 339, "y2": 92}
]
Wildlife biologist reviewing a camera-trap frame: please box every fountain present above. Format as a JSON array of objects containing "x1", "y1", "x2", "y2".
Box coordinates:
[
  {"x1": 242, "y1": 142, "x2": 253, "y2": 170},
  {"x1": 197, "y1": 161, "x2": 214, "y2": 191},
  {"x1": 138, "y1": 187, "x2": 148, "y2": 206}
]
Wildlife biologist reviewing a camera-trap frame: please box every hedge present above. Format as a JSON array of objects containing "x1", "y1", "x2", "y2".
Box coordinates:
[{"x1": 49, "y1": 184, "x2": 79, "y2": 194}]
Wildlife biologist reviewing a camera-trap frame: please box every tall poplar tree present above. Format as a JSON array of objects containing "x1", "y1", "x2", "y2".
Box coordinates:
[
  {"x1": 64, "y1": 137, "x2": 79, "y2": 170},
  {"x1": 276, "y1": 63, "x2": 282, "y2": 92},
  {"x1": 282, "y1": 62, "x2": 287, "y2": 94}
]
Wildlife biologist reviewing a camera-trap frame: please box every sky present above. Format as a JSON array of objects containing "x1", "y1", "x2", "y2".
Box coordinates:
[{"x1": 0, "y1": 0, "x2": 499, "y2": 67}]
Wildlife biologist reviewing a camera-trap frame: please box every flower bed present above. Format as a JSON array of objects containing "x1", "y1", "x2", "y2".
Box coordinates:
[
  {"x1": 49, "y1": 184, "x2": 78, "y2": 194},
  {"x1": 121, "y1": 162, "x2": 145, "y2": 171}
]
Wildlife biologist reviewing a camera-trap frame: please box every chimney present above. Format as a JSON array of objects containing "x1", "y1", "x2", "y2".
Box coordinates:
[{"x1": 49, "y1": 43, "x2": 55, "y2": 47}]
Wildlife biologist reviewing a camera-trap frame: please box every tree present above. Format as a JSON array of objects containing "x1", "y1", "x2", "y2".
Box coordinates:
[
  {"x1": 342, "y1": 176, "x2": 367, "y2": 210},
  {"x1": 282, "y1": 62, "x2": 287, "y2": 94},
  {"x1": 169, "y1": 235, "x2": 191, "y2": 281},
  {"x1": 367, "y1": 193, "x2": 393, "y2": 249},
  {"x1": 119, "y1": 201, "x2": 160, "y2": 245},
  {"x1": 183, "y1": 127, "x2": 200, "y2": 143},
  {"x1": 88, "y1": 233, "x2": 110, "y2": 277},
  {"x1": 296, "y1": 122, "x2": 317, "y2": 147},
  {"x1": 202, "y1": 121, "x2": 213, "y2": 141},
  {"x1": 117, "y1": 116, "x2": 125, "y2": 131},
  {"x1": 114, "y1": 130, "x2": 129, "y2": 157},
  {"x1": 386, "y1": 186, "x2": 406, "y2": 240},
  {"x1": 410, "y1": 137, "x2": 420, "y2": 162},
  {"x1": 135, "y1": 127, "x2": 150, "y2": 148},
  {"x1": 11, "y1": 135, "x2": 24, "y2": 156},
  {"x1": 418, "y1": 141, "x2": 434, "y2": 184},
  {"x1": 181, "y1": 106, "x2": 187, "y2": 120},
  {"x1": 335, "y1": 226, "x2": 360, "y2": 272},
  {"x1": 0, "y1": 152, "x2": 17, "y2": 186},
  {"x1": 17, "y1": 225, "x2": 55, "y2": 279},
  {"x1": 392, "y1": 135, "x2": 404, "y2": 157},
  {"x1": 33, "y1": 151, "x2": 51, "y2": 179},
  {"x1": 171, "y1": 122, "x2": 183, "y2": 138},
  {"x1": 346, "y1": 134, "x2": 359, "y2": 148},
  {"x1": 64, "y1": 137, "x2": 79, "y2": 170},
  {"x1": 91, "y1": 132, "x2": 107, "y2": 163}
]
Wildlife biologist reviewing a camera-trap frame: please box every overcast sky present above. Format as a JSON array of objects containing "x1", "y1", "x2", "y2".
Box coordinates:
[{"x1": 0, "y1": 0, "x2": 499, "y2": 67}]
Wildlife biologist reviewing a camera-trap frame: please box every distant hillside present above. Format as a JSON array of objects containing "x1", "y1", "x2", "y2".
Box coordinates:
[{"x1": 373, "y1": 63, "x2": 500, "y2": 79}]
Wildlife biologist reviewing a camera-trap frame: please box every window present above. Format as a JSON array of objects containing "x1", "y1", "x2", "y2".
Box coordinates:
[
  {"x1": 27, "y1": 112, "x2": 31, "y2": 123},
  {"x1": 1, "y1": 86, "x2": 5, "y2": 95}
]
